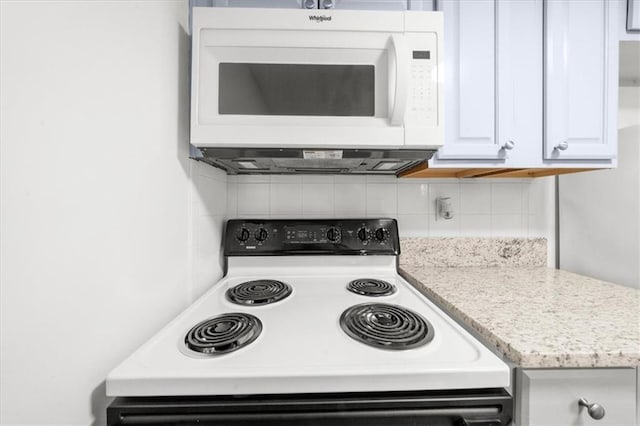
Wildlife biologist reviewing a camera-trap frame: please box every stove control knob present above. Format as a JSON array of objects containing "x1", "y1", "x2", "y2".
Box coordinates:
[
  {"x1": 375, "y1": 227, "x2": 389, "y2": 242},
  {"x1": 326, "y1": 227, "x2": 341, "y2": 242},
  {"x1": 255, "y1": 227, "x2": 269, "y2": 242},
  {"x1": 236, "y1": 228, "x2": 250, "y2": 242},
  {"x1": 357, "y1": 227, "x2": 370, "y2": 243}
]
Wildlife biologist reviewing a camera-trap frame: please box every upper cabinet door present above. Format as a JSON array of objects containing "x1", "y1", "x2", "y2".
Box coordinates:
[
  {"x1": 434, "y1": 0, "x2": 541, "y2": 163},
  {"x1": 496, "y1": 0, "x2": 543, "y2": 166},
  {"x1": 627, "y1": 0, "x2": 640, "y2": 31},
  {"x1": 434, "y1": 0, "x2": 503, "y2": 161},
  {"x1": 544, "y1": 0, "x2": 618, "y2": 161}
]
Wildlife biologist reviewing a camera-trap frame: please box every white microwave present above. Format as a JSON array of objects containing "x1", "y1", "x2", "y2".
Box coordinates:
[{"x1": 190, "y1": 7, "x2": 443, "y2": 150}]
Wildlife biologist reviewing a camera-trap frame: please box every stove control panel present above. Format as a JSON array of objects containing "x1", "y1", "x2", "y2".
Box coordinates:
[{"x1": 224, "y1": 219, "x2": 399, "y2": 256}]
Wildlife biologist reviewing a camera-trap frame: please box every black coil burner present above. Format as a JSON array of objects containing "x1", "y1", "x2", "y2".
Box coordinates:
[
  {"x1": 347, "y1": 278, "x2": 396, "y2": 297},
  {"x1": 226, "y1": 280, "x2": 292, "y2": 306},
  {"x1": 340, "y1": 303, "x2": 434, "y2": 350},
  {"x1": 185, "y1": 313, "x2": 262, "y2": 355}
]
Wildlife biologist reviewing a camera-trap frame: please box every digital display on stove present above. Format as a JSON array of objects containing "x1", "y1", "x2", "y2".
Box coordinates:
[{"x1": 284, "y1": 225, "x2": 328, "y2": 244}]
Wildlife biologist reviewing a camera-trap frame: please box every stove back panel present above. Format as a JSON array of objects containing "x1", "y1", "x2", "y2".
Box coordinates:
[{"x1": 224, "y1": 218, "x2": 399, "y2": 256}]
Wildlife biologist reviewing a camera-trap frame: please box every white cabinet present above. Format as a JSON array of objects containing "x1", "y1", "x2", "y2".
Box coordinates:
[
  {"x1": 425, "y1": 0, "x2": 620, "y2": 172},
  {"x1": 516, "y1": 368, "x2": 637, "y2": 426},
  {"x1": 544, "y1": 0, "x2": 618, "y2": 162},
  {"x1": 430, "y1": 0, "x2": 542, "y2": 166},
  {"x1": 628, "y1": 0, "x2": 640, "y2": 31},
  {"x1": 433, "y1": 0, "x2": 500, "y2": 161}
]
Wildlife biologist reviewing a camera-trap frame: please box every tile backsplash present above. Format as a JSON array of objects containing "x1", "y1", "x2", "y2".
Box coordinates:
[{"x1": 227, "y1": 175, "x2": 555, "y2": 239}]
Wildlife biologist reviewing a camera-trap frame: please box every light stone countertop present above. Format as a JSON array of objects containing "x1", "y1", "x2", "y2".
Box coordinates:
[{"x1": 399, "y1": 240, "x2": 640, "y2": 368}]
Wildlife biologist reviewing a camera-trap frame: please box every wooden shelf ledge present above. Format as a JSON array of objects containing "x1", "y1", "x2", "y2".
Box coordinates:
[{"x1": 399, "y1": 165, "x2": 599, "y2": 179}]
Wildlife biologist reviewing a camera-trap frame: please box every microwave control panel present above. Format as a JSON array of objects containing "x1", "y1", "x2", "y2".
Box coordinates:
[
  {"x1": 406, "y1": 33, "x2": 438, "y2": 129},
  {"x1": 224, "y1": 219, "x2": 399, "y2": 256}
]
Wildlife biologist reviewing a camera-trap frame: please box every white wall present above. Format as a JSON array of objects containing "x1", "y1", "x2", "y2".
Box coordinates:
[
  {"x1": 0, "y1": 1, "x2": 222, "y2": 425},
  {"x1": 559, "y1": 86, "x2": 640, "y2": 289},
  {"x1": 227, "y1": 175, "x2": 556, "y2": 263}
]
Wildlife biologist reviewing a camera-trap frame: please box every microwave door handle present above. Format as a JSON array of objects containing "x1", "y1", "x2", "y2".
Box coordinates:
[{"x1": 390, "y1": 34, "x2": 409, "y2": 126}]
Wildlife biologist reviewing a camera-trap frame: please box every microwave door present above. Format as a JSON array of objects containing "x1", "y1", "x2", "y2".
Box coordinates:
[{"x1": 193, "y1": 30, "x2": 407, "y2": 147}]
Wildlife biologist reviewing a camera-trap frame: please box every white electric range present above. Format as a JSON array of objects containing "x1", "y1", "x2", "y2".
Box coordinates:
[{"x1": 106, "y1": 219, "x2": 512, "y2": 426}]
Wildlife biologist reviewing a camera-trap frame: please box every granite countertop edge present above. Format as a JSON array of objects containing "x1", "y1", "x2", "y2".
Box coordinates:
[{"x1": 399, "y1": 264, "x2": 640, "y2": 369}]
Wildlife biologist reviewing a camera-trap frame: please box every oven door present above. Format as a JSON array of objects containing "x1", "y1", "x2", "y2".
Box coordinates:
[{"x1": 107, "y1": 389, "x2": 513, "y2": 426}]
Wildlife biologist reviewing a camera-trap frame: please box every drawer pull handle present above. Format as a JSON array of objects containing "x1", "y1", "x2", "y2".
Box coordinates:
[{"x1": 578, "y1": 398, "x2": 605, "y2": 420}]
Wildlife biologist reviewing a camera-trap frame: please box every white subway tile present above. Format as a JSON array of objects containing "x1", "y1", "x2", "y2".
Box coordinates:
[
  {"x1": 270, "y1": 175, "x2": 302, "y2": 184},
  {"x1": 397, "y1": 214, "x2": 429, "y2": 237},
  {"x1": 334, "y1": 175, "x2": 366, "y2": 184},
  {"x1": 459, "y1": 214, "x2": 492, "y2": 237},
  {"x1": 334, "y1": 210, "x2": 367, "y2": 219},
  {"x1": 226, "y1": 182, "x2": 237, "y2": 218},
  {"x1": 237, "y1": 183, "x2": 270, "y2": 215},
  {"x1": 521, "y1": 182, "x2": 530, "y2": 215},
  {"x1": 270, "y1": 183, "x2": 302, "y2": 215},
  {"x1": 235, "y1": 175, "x2": 270, "y2": 184},
  {"x1": 302, "y1": 213, "x2": 334, "y2": 219},
  {"x1": 397, "y1": 178, "x2": 430, "y2": 184},
  {"x1": 428, "y1": 214, "x2": 460, "y2": 237},
  {"x1": 302, "y1": 175, "x2": 334, "y2": 184},
  {"x1": 366, "y1": 183, "x2": 398, "y2": 216},
  {"x1": 491, "y1": 214, "x2": 524, "y2": 237},
  {"x1": 529, "y1": 176, "x2": 553, "y2": 217},
  {"x1": 397, "y1": 183, "x2": 429, "y2": 214},
  {"x1": 528, "y1": 214, "x2": 548, "y2": 237},
  {"x1": 366, "y1": 175, "x2": 397, "y2": 184},
  {"x1": 334, "y1": 183, "x2": 366, "y2": 216},
  {"x1": 270, "y1": 214, "x2": 300, "y2": 219},
  {"x1": 460, "y1": 183, "x2": 491, "y2": 214},
  {"x1": 491, "y1": 183, "x2": 522, "y2": 214},
  {"x1": 302, "y1": 183, "x2": 334, "y2": 214}
]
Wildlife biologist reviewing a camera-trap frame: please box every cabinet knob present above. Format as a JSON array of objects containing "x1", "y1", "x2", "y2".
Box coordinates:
[
  {"x1": 502, "y1": 140, "x2": 515, "y2": 150},
  {"x1": 555, "y1": 141, "x2": 569, "y2": 151},
  {"x1": 578, "y1": 398, "x2": 605, "y2": 420},
  {"x1": 304, "y1": 0, "x2": 317, "y2": 8}
]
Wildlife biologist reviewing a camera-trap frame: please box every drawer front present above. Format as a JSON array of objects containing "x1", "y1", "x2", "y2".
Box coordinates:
[{"x1": 517, "y1": 368, "x2": 637, "y2": 426}]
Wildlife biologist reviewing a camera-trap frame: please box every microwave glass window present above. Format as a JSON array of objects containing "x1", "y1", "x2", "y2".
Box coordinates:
[{"x1": 218, "y1": 63, "x2": 374, "y2": 117}]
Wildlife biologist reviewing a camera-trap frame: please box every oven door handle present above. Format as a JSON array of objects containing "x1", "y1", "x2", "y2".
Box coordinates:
[
  {"x1": 390, "y1": 33, "x2": 409, "y2": 126},
  {"x1": 116, "y1": 408, "x2": 504, "y2": 424}
]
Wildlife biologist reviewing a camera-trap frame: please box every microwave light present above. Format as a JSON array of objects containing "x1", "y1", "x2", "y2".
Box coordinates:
[
  {"x1": 373, "y1": 161, "x2": 404, "y2": 171},
  {"x1": 235, "y1": 161, "x2": 260, "y2": 169}
]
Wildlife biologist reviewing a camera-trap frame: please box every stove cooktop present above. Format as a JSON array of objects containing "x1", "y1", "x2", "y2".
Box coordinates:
[{"x1": 107, "y1": 261, "x2": 509, "y2": 396}]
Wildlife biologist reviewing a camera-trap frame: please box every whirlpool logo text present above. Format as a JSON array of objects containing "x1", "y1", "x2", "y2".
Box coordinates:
[{"x1": 308, "y1": 15, "x2": 332, "y2": 23}]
